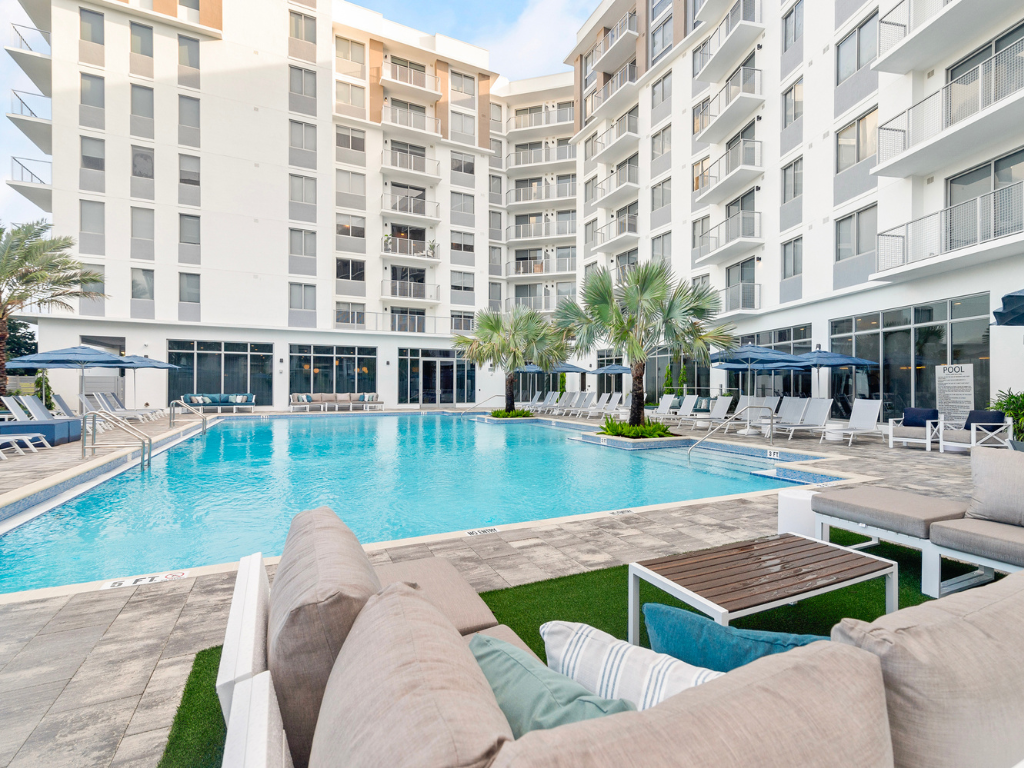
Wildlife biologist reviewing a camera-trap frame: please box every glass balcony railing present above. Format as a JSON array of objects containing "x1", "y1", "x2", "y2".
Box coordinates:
[
  {"x1": 595, "y1": 214, "x2": 638, "y2": 245},
  {"x1": 594, "y1": 113, "x2": 639, "y2": 155},
  {"x1": 381, "y1": 150, "x2": 439, "y2": 176},
  {"x1": 382, "y1": 105, "x2": 441, "y2": 135},
  {"x1": 11, "y1": 156, "x2": 50, "y2": 185},
  {"x1": 381, "y1": 236, "x2": 438, "y2": 260},
  {"x1": 695, "y1": 211, "x2": 762, "y2": 258},
  {"x1": 596, "y1": 164, "x2": 639, "y2": 200},
  {"x1": 335, "y1": 309, "x2": 460, "y2": 334},
  {"x1": 697, "y1": 139, "x2": 762, "y2": 193},
  {"x1": 505, "y1": 295, "x2": 556, "y2": 312},
  {"x1": 506, "y1": 221, "x2": 577, "y2": 240},
  {"x1": 694, "y1": 67, "x2": 762, "y2": 135},
  {"x1": 10, "y1": 24, "x2": 50, "y2": 55},
  {"x1": 719, "y1": 283, "x2": 761, "y2": 312},
  {"x1": 592, "y1": 11, "x2": 638, "y2": 64},
  {"x1": 584, "y1": 62, "x2": 637, "y2": 119},
  {"x1": 506, "y1": 144, "x2": 577, "y2": 168},
  {"x1": 381, "y1": 193, "x2": 440, "y2": 218},
  {"x1": 381, "y1": 62, "x2": 439, "y2": 92},
  {"x1": 10, "y1": 89, "x2": 50, "y2": 119},
  {"x1": 381, "y1": 280, "x2": 441, "y2": 301},
  {"x1": 505, "y1": 182, "x2": 576, "y2": 205},
  {"x1": 506, "y1": 107, "x2": 574, "y2": 132},
  {"x1": 693, "y1": 0, "x2": 762, "y2": 77},
  {"x1": 505, "y1": 256, "x2": 577, "y2": 276}
]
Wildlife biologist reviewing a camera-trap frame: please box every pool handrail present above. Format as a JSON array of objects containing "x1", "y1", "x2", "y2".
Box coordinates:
[
  {"x1": 81, "y1": 409, "x2": 153, "y2": 469},
  {"x1": 169, "y1": 399, "x2": 209, "y2": 434},
  {"x1": 687, "y1": 405, "x2": 776, "y2": 461}
]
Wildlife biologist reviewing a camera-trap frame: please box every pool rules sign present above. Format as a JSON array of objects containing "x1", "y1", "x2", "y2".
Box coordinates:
[{"x1": 936, "y1": 364, "x2": 974, "y2": 426}]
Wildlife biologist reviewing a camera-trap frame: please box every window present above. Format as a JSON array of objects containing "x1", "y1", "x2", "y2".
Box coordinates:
[
  {"x1": 289, "y1": 12, "x2": 316, "y2": 44},
  {"x1": 132, "y1": 146, "x2": 154, "y2": 179},
  {"x1": 652, "y1": 126, "x2": 671, "y2": 159},
  {"x1": 179, "y1": 273, "x2": 200, "y2": 304},
  {"x1": 290, "y1": 66, "x2": 316, "y2": 97},
  {"x1": 652, "y1": 72, "x2": 672, "y2": 109},
  {"x1": 336, "y1": 258, "x2": 365, "y2": 281},
  {"x1": 80, "y1": 200, "x2": 103, "y2": 234},
  {"x1": 336, "y1": 302, "x2": 366, "y2": 325},
  {"x1": 835, "y1": 205, "x2": 877, "y2": 261},
  {"x1": 179, "y1": 95, "x2": 200, "y2": 129},
  {"x1": 179, "y1": 214, "x2": 200, "y2": 245},
  {"x1": 452, "y1": 231, "x2": 475, "y2": 252},
  {"x1": 489, "y1": 175, "x2": 501, "y2": 196},
  {"x1": 336, "y1": 125, "x2": 365, "y2": 152},
  {"x1": 335, "y1": 37, "x2": 364, "y2": 66},
  {"x1": 80, "y1": 9, "x2": 103, "y2": 44},
  {"x1": 652, "y1": 178, "x2": 671, "y2": 210},
  {"x1": 692, "y1": 97, "x2": 709, "y2": 134},
  {"x1": 290, "y1": 229, "x2": 316, "y2": 257},
  {"x1": 179, "y1": 155, "x2": 200, "y2": 186},
  {"x1": 81, "y1": 137, "x2": 104, "y2": 171},
  {"x1": 584, "y1": 219, "x2": 598, "y2": 244},
  {"x1": 132, "y1": 208, "x2": 154, "y2": 242},
  {"x1": 651, "y1": 18, "x2": 673, "y2": 63},
  {"x1": 289, "y1": 120, "x2": 316, "y2": 150},
  {"x1": 131, "y1": 85, "x2": 153, "y2": 118},
  {"x1": 947, "y1": 148, "x2": 1024, "y2": 206},
  {"x1": 179, "y1": 35, "x2": 200, "y2": 69},
  {"x1": 451, "y1": 151, "x2": 475, "y2": 174},
  {"x1": 335, "y1": 81, "x2": 365, "y2": 108},
  {"x1": 290, "y1": 175, "x2": 316, "y2": 204},
  {"x1": 130, "y1": 23, "x2": 153, "y2": 57},
  {"x1": 335, "y1": 169, "x2": 365, "y2": 196},
  {"x1": 451, "y1": 72, "x2": 475, "y2": 99},
  {"x1": 692, "y1": 157, "x2": 709, "y2": 191},
  {"x1": 652, "y1": 231, "x2": 671, "y2": 263},
  {"x1": 289, "y1": 283, "x2": 316, "y2": 310},
  {"x1": 336, "y1": 213, "x2": 365, "y2": 238},
  {"x1": 584, "y1": 134, "x2": 598, "y2": 161},
  {"x1": 451, "y1": 271, "x2": 475, "y2": 291},
  {"x1": 451, "y1": 192, "x2": 474, "y2": 214},
  {"x1": 490, "y1": 103, "x2": 502, "y2": 123},
  {"x1": 836, "y1": 108, "x2": 877, "y2": 172},
  {"x1": 489, "y1": 210, "x2": 501, "y2": 232},
  {"x1": 169, "y1": 340, "x2": 275, "y2": 406},
  {"x1": 131, "y1": 268, "x2": 154, "y2": 300},
  {"x1": 836, "y1": 12, "x2": 878, "y2": 84},
  {"x1": 783, "y1": 1, "x2": 803, "y2": 52},
  {"x1": 693, "y1": 273, "x2": 710, "y2": 289},
  {"x1": 451, "y1": 112, "x2": 475, "y2": 137},
  {"x1": 783, "y1": 79, "x2": 803, "y2": 127},
  {"x1": 782, "y1": 158, "x2": 803, "y2": 202},
  {"x1": 81, "y1": 74, "x2": 104, "y2": 108},
  {"x1": 692, "y1": 215, "x2": 710, "y2": 247},
  {"x1": 948, "y1": 21, "x2": 1024, "y2": 82},
  {"x1": 782, "y1": 237, "x2": 802, "y2": 278},
  {"x1": 451, "y1": 311, "x2": 474, "y2": 331},
  {"x1": 490, "y1": 138, "x2": 502, "y2": 158}
]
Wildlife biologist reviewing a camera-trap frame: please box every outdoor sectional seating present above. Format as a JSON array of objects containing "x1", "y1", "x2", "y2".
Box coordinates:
[
  {"x1": 888, "y1": 407, "x2": 942, "y2": 450},
  {"x1": 182, "y1": 393, "x2": 256, "y2": 413},
  {"x1": 937, "y1": 409, "x2": 1014, "y2": 452},
  {"x1": 288, "y1": 393, "x2": 383, "y2": 412}
]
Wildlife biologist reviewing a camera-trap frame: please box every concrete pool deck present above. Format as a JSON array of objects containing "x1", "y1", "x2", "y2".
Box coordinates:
[{"x1": 0, "y1": 414, "x2": 974, "y2": 767}]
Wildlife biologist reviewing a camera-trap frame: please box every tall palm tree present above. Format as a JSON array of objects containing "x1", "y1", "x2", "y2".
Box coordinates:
[
  {"x1": 0, "y1": 221, "x2": 104, "y2": 395},
  {"x1": 454, "y1": 304, "x2": 568, "y2": 413},
  {"x1": 555, "y1": 261, "x2": 735, "y2": 426}
]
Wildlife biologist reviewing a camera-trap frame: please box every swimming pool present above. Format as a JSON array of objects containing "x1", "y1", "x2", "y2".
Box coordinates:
[{"x1": 0, "y1": 415, "x2": 829, "y2": 594}]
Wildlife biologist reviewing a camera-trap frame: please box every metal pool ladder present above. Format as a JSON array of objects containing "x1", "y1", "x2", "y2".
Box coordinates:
[
  {"x1": 81, "y1": 410, "x2": 154, "y2": 469},
  {"x1": 168, "y1": 399, "x2": 209, "y2": 434},
  {"x1": 687, "y1": 405, "x2": 776, "y2": 463}
]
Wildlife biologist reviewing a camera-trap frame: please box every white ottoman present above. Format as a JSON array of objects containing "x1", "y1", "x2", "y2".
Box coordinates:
[{"x1": 777, "y1": 488, "x2": 819, "y2": 537}]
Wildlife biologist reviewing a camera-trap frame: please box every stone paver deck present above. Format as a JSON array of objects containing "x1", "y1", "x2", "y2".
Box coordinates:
[{"x1": 0, "y1": 415, "x2": 973, "y2": 767}]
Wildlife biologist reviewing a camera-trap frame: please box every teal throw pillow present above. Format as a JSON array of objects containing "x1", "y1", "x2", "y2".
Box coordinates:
[
  {"x1": 468, "y1": 634, "x2": 635, "y2": 738},
  {"x1": 643, "y1": 603, "x2": 828, "y2": 673}
]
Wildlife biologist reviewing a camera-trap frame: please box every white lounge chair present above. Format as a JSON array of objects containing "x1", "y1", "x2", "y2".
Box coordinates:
[
  {"x1": 0, "y1": 432, "x2": 52, "y2": 459},
  {"x1": 816, "y1": 398, "x2": 882, "y2": 445},
  {"x1": 774, "y1": 398, "x2": 834, "y2": 440},
  {"x1": 564, "y1": 392, "x2": 595, "y2": 417},
  {"x1": 594, "y1": 392, "x2": 622, "y2": 419},
  {"x1": 538, "y1": 392, "x2": 570, "y2": 414},
  {"x1": 724, "y1": 396, "x2": 767, "y2": 434},
  {"x1": 549, "y1": 392, "x2": 580, "y2": 416},
  {"x1": 761, "y1": 395, "x2": 781, "y2": 415},
  {"x1": 683, "y1": 395, "x2": 733, "y2": 430},
  {"x1": 647, "y1": 394, "x2": 675, "y2": 423},
  {"x1": 518, "y1": 392, "x2": 542, "y2": 410},
  {"x1": 93, "y1": 393, "x2": 152, "y2": 422},
  {"x1": 662, "y1": 395, "x2": 698, "y2": 425},
  {"x1": 759, "y1": 397, "x2": 807, "y2": 437},
  {"x1": 52, "y1": 393, "x2": 77, "y2": 418},
  {"x1": 108, "y1": 392, "x2": 162, "y2": 420},
  {"x1": 611, "y1": 392, "x2": 632, "y2": 421},
  {"x1": 578, "y1": 392, "x2": 608, "y2": 418},
  {"x1": 533, "y1": 392, "x2": 559, "y2": 413}
]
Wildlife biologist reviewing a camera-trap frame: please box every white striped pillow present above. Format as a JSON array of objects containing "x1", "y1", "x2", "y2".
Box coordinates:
[{"x1": 540, "y1": 621, "x2": 724, "y2": 710}]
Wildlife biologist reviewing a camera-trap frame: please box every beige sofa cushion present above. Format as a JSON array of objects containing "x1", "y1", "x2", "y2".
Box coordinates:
[
  {"x1": 966, "y1": 447, "x2": 1024, "y2": 526},
  {"x1": 268, "y1": 508, "x2": 381, "y2": 768},
  {"x1": 811, "y1": 487, "x2": 966, "y2": 539},
  {"x1": 337, "y1": 393, "x2": 353, "y2": 402},
  {"x1": 308, "y1": 583, "x2": 513, "y2": 768},
  {"x1": 375, "y1": 557, "x2": 498, "y2": 635},
  {"x1": 832, "y1": 572, "x2": 1024, "y2": 768},
  {"x1": 930, "y1": 518, "x2": 1024, "y2": 567},
  {"x1": 892, "y1": 425, "x2": 928, "y2": 440},
  {"x1": 488, "y1": 641, "x2": 893, "y2": 768}
]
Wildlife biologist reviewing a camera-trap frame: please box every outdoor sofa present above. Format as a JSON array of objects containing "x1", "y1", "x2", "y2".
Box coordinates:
[
  {"x1": 217, "y1": 506, "x2": 1024, "y2": 768},
  {"x1": 937, "y1": 409, "x2": 1013, "y2": 452},
  {"x1": 288, "y1": 393, "x2": 383, "y2": 412},
  {"x1": 181, "y1": 393, "x2": 256, "y2": 413}
]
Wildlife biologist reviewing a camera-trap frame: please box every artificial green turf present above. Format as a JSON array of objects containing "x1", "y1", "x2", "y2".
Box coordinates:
[{"x1": 159, "y1": 646, "x2": 226, "y2": 768}]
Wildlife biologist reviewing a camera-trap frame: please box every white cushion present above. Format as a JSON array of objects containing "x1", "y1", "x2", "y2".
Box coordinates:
[
  {"x1": 217, "y1": 553, "x2": 271, "y2": 721},
  {"x1": 540, "y1": 621, "x2": 723, "y2": 710},
  {"x1": 223, "y1": 671, "x2": 294, "y2": 768}
]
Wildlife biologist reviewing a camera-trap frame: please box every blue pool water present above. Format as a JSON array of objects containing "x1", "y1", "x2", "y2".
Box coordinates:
[{"x1": 0, "y1": 415, "x2": 810, "y2": 594}]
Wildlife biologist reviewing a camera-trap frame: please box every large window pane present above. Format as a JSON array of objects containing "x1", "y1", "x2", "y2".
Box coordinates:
[
  {"x1": 223, "y1": 354, "x2": 248, "y2": 394},
  {"x1": 882, "y1": 329, "x2": 913, "y2": 419},
  {"x1": 290, "y1": 355, "x2": 311, "y2": 394},
  {"x1": 196, "y1": 353, "x2": 222, "y2": 394},
  {"x1": 951, "y1": 318, "x2": 990, "y2": 410},
  {"x1": 168, "y1": 351, "x2": 195, "y2": 401},
  {"x1": 249, "y1": 354, "x2": 273, "y2": 404},
  {"x1": 313, "y1": 356, "x2": 333, "y2": 393},
  {"x1": 914, "y1": 325, "x2": 947, "y2": 409}
]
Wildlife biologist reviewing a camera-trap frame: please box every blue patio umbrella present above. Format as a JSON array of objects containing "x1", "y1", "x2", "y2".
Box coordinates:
[
  {"x1": 710, "y1": 344, "x2": 807, "y2": 365},
  {"x1": 552, "y1": 362, "x2": 588, "y2": 374},
  {"x1": 6, "y1": 345, "x2": 127, "y2": 403},
  {"x1": 514, "y1": 364, "x2": 544, "y2": 373},
  {"x1": 592, "y1": 363, "x2": 632, "y2": 375},
  {"x1": 797, "y1": 350, "x2": 878, "y2": 368},
  {"x1": 113, "y1": 356, "x2": 179, "y2": 408},
  {"x1": 993, "y1": 289, "x2": 1024, "y2": 326}
]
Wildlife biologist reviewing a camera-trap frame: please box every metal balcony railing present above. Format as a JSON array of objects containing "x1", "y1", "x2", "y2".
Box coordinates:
[
  {"x1": 334, "y1": 309, "x2": 463, "y2": 334},
  {"x1": 505, "y1": 182, "x2": 576, "y2": 205},
  {"x1": 382, "y1": 150, "x2": 439, "y2": 176},
  {"x1": 10, "y1": 24, "x2": 50, "y2": 55},
  {"x1": 10, "y1": 90, "x2": 50, "y2": 119},
  {"x1": 381, "y1": 236, "x2": 438, "y2": 260},
  {"x1": 506, "y1": 220, "x2": 577, "y2": 240},
  {"x1": 585, "y1": 62, "x2": 637, "y2": 118},
  {"x1": 596, "y1": 214, "x2": 639, "y2": 245},
  {"x1": 719, "y1": 283, "x2": 761, "y2": 312},
  {"x1": 697, "y1": 139, "x2": 762, "y2": 193},
  {"x1": 506, "y1": 107, "x2": 574, "y2": 132},
  {"x1": 596, "y1": 164, "x2": 639, "y2": 200},
  {"x1": 382, "y1": 193, "x2": 440, "y2": 218},
  {"x1": 877, "y1": 37, "x2": 1024, "y2": 165},
  {"x1": 505, "y1": 295, "x2": 554, "y2": 312},
  {"x1": 381, "y1": 280, "x2": 441, "y2": 301},
  {"x1": 382, "y1": 105, "x2": 441, "y2": 135},
  {"x1": 877, "y1": 180, "x2": 1024, "y2": 272},
  {"x1": 878, "y1": 0, "x2": 953, "y2": 58},
  {"x1": 506, "y1": 144, "x2": 577, "y2": 168},
  {"x1": 594, "y1": 112, "x2": 639, "y2": 155},
  {"x1": 505, "y1": 255, "x2": 577, "y2": 276},
  {"x1": 592, "y1": 11, "x2": 638, "y2": 63},
  {"x1": 695, "y1": 68, "x2": 762, "y2": 135},
  {"x1": 612, "y1": 263, "x2": 637, "y2": 285},
  {"x1": 696, "y1": 211, "x2": 762, "y2": 257},
  {"x1": 382, "y1": 62, "x2": 439, "y2": 92},
  {"x1": 11, "y1": 157, "x2": 50, "y2": 185},
  {"x1": 693, "y1": 0, "x2": 762, "y2": 77}
]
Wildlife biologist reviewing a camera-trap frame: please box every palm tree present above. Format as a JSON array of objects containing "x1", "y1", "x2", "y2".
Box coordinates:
[
  {"x1": 454, "y1": 304, "x2": 568, "y2": 413},
  {"x1": 1, "y1": 221, "x2": 105, "y2": 395},
  {"x1": 555, "y1": 261, "x2": 735, "y2": 426}
]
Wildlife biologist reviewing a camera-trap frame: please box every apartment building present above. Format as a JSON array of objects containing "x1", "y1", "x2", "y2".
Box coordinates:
[{"x1": 7, "y1": 0, "x2": 1024, "y2": 415}]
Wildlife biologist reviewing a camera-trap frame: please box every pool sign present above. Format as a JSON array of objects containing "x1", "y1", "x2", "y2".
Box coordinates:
[
  {"x1": 101, "y1": 571, "x2": 189, "y2": 590},
  {"x1": 936, "y1": 364, "x2": 974, "y2": 426}
]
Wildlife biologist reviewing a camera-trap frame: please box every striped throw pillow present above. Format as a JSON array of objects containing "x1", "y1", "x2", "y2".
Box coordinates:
[{"x1": 540, "y1": 621, "x2": 724, "y2": 710}]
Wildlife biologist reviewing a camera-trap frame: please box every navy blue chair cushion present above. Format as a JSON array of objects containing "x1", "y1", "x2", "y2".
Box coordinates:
[
  {"x1": 963, "y1": 410, "x2": 1005, "y2": 432},
  {"x1": 903, "y1": 408, "x2": 939, "y2": 428}
]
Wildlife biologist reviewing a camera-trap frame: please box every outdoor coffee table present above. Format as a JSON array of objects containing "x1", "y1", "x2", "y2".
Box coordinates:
[{"x1": 627, "y1": 533, "x2": 897, "y2": 643}]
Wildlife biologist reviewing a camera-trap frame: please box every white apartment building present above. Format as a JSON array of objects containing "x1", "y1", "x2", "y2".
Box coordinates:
[{"x1": 7, "y1": 0, "x2": 1024, "y2": 417}]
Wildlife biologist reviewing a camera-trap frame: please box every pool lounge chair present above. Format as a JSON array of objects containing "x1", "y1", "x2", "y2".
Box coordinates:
[
  {"x1": 661, "y1": 394, "x2": 698, "y2": 425},
  {"x1": 646, "y1": 394, "x2": 675, "y2": 423},
  {"x1": 759, "y1": 396, "x2": 807, "y2": 436},
  {"x1": 548, "y1": 392, "x2": 579, "y2": 415},
  {"x1": 561, "y1": 392, "x2": 593, "y2": 417},
  {"x1": 2, "y1": 396, "x2": 81, "y2": 446},
  {"x1": 723, "y1": 396, "x2": 767, "y2": 434},
  {"x1": 108, "y1": 392, "x2": 164, "y2": 420},
  {"x1": 537, "y1": 392, "x2": 571, "y2": 414},
  {"x1": 816, "y1": 398, "x2": 882, "y2": 446},
  {"x1": 92, "y1": 393, "x2": 154, "y2": 422},
  {"x1": 592, "y1": 392, "x2": 622, "y2": 419},
  {"x1": 574, "y1": 392, "x2": 605, "y2": 418},
  {"x1": 938, "y1": 410, "x2": 1014, "y2": 452},
  {"x1": 517, "y1": 392, "x2": 542, "y2": 410},
  {"x1": 52, "y1": 393, "x2": 78, "y2": 418},
  {"x1": 682, "y1": 395, "x2": 733, "y2": 431},
  {"x1": 531, "y1": 392, "x2": 558, "y2": 413},
  {"x1": 0, "y1": 432, "x2": 52, "y2": 459},
  {"x1": 773, "y1": 398, "x2": 834, "y2": 440},
  {"x1": 610, "y1": 392, "x2": 632, "y2": 420}
]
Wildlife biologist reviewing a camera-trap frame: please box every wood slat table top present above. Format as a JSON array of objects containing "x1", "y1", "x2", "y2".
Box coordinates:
[{"x1": 637, "y1": 534, "x2": 893, "y2": 612}]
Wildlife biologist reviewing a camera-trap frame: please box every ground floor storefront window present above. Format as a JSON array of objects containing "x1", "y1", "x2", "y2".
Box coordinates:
[
  {"x1": 289, "y1": 345, "x2": 377, "y2": 395},
  {"x1": 513, "y1": 372, "x2": 559, "y2": 404},
  {"x1": 644, "y1": 347, "x2": 711, "y2": 404},
  {"x1": 397, "y1": 348, "x2": 475, "y2": 405},
  {"x1": 167, "y1": 340, "x2": 273, "y2": 405},
  {"x1": 734, "y1": 325, "x2": 813, "y2": 398}
]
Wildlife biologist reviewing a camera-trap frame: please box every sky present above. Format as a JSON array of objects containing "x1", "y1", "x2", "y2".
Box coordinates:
[{"x1": 0, "y1": 0, "x2": 592, "y2": 228}]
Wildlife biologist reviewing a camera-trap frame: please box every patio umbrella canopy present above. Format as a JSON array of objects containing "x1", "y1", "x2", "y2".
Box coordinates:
[
  {"x1": 993, "y1": 289, "x2": 1024, "y2": 326},
  {"x1": 6, "y1": 345, "x2": 128, "y2": 404},
  {"x1": 709, "y1": 344, "x2": 807, "y2": 366},
  {"x1": 551, "y1": 362, "x2": 588, "y2": 374},
  {"x1": 797, "y1": 350, "x2": 879, "y2": 368},
  {"x1": 113, "y1": 356, "x2": 179, "y2": 409},
  {"x1": 514, "y1": 364, "x2": 544, "y2": 373},
  {"x1": 592, "y1": 363, "x2": 632, "y2": 375}
]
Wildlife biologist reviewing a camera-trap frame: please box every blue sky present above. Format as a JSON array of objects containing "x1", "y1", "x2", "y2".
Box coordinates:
[{"x1": 0, "y1": 0, "x2": 590, "y2": 226}]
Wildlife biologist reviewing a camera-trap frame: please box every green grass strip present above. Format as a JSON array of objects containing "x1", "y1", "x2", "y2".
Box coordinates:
[{"x1": 159, "y1": 645, "x2": 226, "y2": 768}]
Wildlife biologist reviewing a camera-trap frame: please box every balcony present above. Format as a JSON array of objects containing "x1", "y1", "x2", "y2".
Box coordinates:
[
  {"x1": 381, "y1": 105, "x2": 441, "y2": 140},
  {"x1": 594, "y1": 164, "x2": 639, "y2": 210},
  {"x1": 874, "y1": 37, "x2": 1024, "y2": 179},
  {"x1": 7, "y1": 90, "x2": 50, "y2": 154},
  {"x1": 381, "y1": 193, "x2": 441, "y2": 225},
  {"x1": 379, "y1": 62, "x2": 441, "y2": 102},
  {"x1": 505, "y1": 107, "x2": 574, "y2": 139},
  {"x1": 694, "y1": 139, "x2": 762, "y2": 206},
  {"x1": 718, "y1": 283, "x2": 761, "y2": 314},
  {"x1": 8, "y1": 156, "x2": 51, "y2": 212},
  {"x1": 693, "y1": 211, "x2": 763, "y2": 266},
  {"x1": 584, "y1": 62, "x2": 637, "y2": 124},
  {"x1": 592, "y1": 113, "x2": 639, "y2": 166},
  {"x1": 693, "y1": 0, "x2": 764, "y2": 84},
  {"x1": 875, "y1": 0, "x2": 1016, "y2": 76},
  {"x1": 380, "y1": 150, "x2": 441, "y2": 185},
  {"x1": 695, "y1": 0, "x2": 735, "y2": 23},
  {"x1": 874, "y1": 180, "x2": 1024, "y2": 281},
  {"x1": 380, "y1": 280, "x2": 441, "y2": 304},
  {"x1": 591, "y1": 11, "x2": 638, "y2": 75},
  {"x1": 695, "y1": 67, "x2": 763, "y2": 145},
  {"x1": 505, "y1": 220, "x2": 577, "y2": 243},
  {"x1": 6, "y1": 25, "x2": 51, "y2": 97},
  {"x1": 505, "y1": 255, "x2": 577, "y2": 279},
  {"x1": 505, "y1": 181, "x2": 576, "y2": 208},
  {"x1": 334, "y1": 309, "x2": 458, "y2": 335},
  {"x1": 505, "y1": 295, "x2": 565, "y2": 312},
  {"x1": 381, "y1": 236, "x2": 441, "y2": 266},
  {"x1": 505, "y1": 144, "x2": 577, "y2": 175},
  {"x1": 595, "y1": 215, "x2": 639, "y2": 253}
]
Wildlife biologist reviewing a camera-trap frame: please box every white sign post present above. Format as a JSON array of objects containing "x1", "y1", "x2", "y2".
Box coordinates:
[{"x1": 936, "y1": 364, "x2": 974, "y2": 426}]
